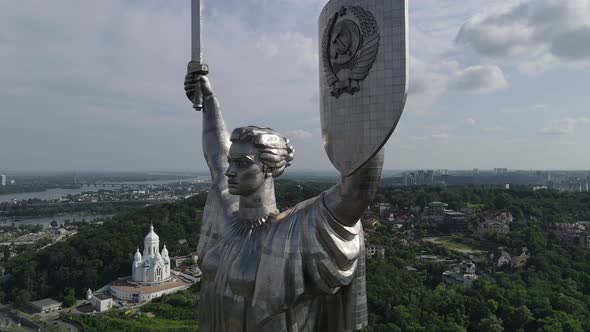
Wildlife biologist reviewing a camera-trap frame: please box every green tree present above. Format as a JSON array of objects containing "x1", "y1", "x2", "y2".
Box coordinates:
[
  {"x1": 494, "y1": 194, "x2": 512, "y2": 210},
  {"x1": 63, "y1": 287, "x2": 76, "y2": 307},
  {"x1": 540, "y1": 311, "x2": 583, "y2": 332},
  {"x1": 15, "y1": 289, "x2": 31, "y2": 307},
  {"x1": 505, "y1": 305, "x2": 533, "y2": 331},
  {"x1": 3, "y1": 245, "x2": 10, "y2": 261},
  {"x1": 477, "y1": 315, "x2": 504, "y2": 332}
]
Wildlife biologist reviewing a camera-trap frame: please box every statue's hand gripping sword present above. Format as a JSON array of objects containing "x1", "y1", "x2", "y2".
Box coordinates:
[{"x1": 188, "y1": 0, "x2": 209, "y2": 110}]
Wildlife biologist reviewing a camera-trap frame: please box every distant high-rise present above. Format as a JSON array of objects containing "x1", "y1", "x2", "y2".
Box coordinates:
[
  {"x1": 405, "y1": 170, "x2": 435, "y2": 186},
  {"x1": 494, "y1": 168, "x2": 508, "y2": 176},
  {"x1": 1, "y1": 175, "x2": 6, "y2": 187}
]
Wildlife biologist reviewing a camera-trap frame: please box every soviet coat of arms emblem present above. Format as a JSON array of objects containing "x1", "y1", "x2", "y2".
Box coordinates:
[{"x1": 322, "y1": 6, "x2": 381, "y2": 98}]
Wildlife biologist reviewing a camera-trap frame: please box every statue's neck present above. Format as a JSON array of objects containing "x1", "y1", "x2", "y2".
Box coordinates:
[{"x1": 238, "y1": 178, "x2": 278, "y2": 220}]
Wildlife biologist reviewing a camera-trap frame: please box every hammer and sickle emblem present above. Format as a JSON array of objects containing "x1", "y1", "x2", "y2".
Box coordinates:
[
  {"x1": 322, "y1": 6, "x2": 380, "y2": 97},
  {"x1": 330, "y1": 20, "x2": 362, "y2": 66},
  {"x1": 332, "y1": 25, "x2": 353, "y2": 57}
]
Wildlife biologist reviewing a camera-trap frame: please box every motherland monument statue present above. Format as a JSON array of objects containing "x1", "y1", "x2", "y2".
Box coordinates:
[{"x1": 183, "y1": 0, "x2": 408, "y2": 331}]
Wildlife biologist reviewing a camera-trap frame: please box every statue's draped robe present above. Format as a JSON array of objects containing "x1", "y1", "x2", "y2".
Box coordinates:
[{"x1": 198, "y1": 184, "x2": 368, "y2": 332}]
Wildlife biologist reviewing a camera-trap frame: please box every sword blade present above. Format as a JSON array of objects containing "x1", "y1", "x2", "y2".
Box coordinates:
[{"x1": 191, "y1": 0, "x2": 203, "y2": 63}]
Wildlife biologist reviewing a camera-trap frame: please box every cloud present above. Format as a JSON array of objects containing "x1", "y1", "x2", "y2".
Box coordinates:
[
  {"x1": 0, "y1": 0, "x2": 324, "y2": 171},
  {"x1": 551, "y1": 27, "x2": 590, "y2": 59},
  {"x1": 1, "y1": 0, "x2": 589, "y2": 171},
  {"x1": 405, "y1": 56, "x2": 459, "y2": 113},
  {"x1": 537, "y1": 127, "x2": 573, "y2": 136},
  {"x1": 430, "y1": 132, "x2": 451, "y2": 140},
  {"x1": 407, "y1": 60, "x2": 507, "y2": 114},
  {"x1": 484, "y1": 126, "x2": 507, "y2": 133},
  {"x1": 464, "y1": 118, "x2": 476, "y2": 126},
  {"x1": 499, "y1": 104, "x2": 549, "y2": 114},
  {"x1": 409, "y1": 57, "x2": 456, "y2": 96},
  {"x1": 285, "y1": 129, "x2": 313, "y2": 139},
  {"x1": 409, "y1": 0, "x2": 508, "y2": 59},
  {"x1": 453, "y1": 65, "x2": 508, "y2": 93},
  {"x1": 457, "y1": 0, "x2": 590, "y2": 72},
  {"x1": 537, "y1": 117, "x2": 590, "y2": 136}
]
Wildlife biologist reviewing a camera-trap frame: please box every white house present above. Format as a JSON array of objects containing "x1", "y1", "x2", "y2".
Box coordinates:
[
  {"x1": 87, "y1": 289, "x2": 113, "y2": 312},
  {"x1": 443, "y1": 260, "x2": 478, "y2": 289}
]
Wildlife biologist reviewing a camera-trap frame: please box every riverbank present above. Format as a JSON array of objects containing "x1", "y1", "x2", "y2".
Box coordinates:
[
  {"x1": 0, "y1": 214, "x2": 114, "y2": 228},
  {"x1": 0, "y1": 177, "x2": 204, "y2": 203}
]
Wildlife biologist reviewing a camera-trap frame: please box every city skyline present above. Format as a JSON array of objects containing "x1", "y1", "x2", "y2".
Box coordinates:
[{"x1": 1, "y1": 0, "x2": 590, "y2": 171}]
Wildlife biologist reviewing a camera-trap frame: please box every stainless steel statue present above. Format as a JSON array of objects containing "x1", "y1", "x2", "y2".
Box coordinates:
[{"x1": 184, "y1": 0, "x2": 407, "y2": 331}]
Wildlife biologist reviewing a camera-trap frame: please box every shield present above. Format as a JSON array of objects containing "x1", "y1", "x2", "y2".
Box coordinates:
[{"x1": 319, "y1": 0, "x2": 408, "y2": 176}]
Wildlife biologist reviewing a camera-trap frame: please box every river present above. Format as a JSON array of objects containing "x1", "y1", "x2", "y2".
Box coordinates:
[
  {"x1": 0, "y1": 177, "x2": 208, "y2": 203},
  {"x1": 0, "y1": 215, "x2": 114, "y2": 228}
]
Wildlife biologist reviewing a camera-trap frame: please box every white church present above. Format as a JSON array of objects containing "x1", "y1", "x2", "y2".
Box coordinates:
[
  {"x1": 132, "y1": 224, "x2": 171, "y2": 284},
  {"x1": 107, "y1": 225, "x2": 192, "y2": 303}
]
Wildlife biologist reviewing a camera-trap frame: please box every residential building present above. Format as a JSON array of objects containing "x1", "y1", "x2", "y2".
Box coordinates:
[
  {"x1": 552, "y1": 222, "x2": 590, "y2": 249},
  {"x1": 489, "y1": 247, "x2": 530, "y2": 269},
  {"x1": 31, "y1": 298, "x2": 62, "y2": 313},
  {"x1": 1, "y1": 175, "x2": 5, "y2": 187},
  {"x1": 366, "y1": 245, "x2": 385, "y2": 259},
  {"x1": 477, "y1": 221, "x2": 510, "y2": 238},
  {"x1": 511, "y1": 248, "x2": 530, "y2": 268},
  {"x1": 494, "y1": 212, "x2": 514, "y2": 224},
  {"x1": 461, "y1": 207, "x2": 477, "y2": 219},
  {"x1": 426, "y1": 201, "x2": 448, "y2": 216},
  {"x1": 422, "y1": 201, "x2": 469, "y2": 233},
  {"x1": 376, "y1": 203, "x2": 392, "y2": 217},
  {"x1": 442, "y1": 211, "x2": 468, "y2": 234},
  {"x1": 86, "y1": 289, "x2": 113, "y2": 312},
  {"x1": 489, "y1": 247, "x2": 512, "y2": 268},
  {"x1": 442, "y1": 260, "x2": 478, "y2": 289},
  {"x1": 422, "y1": 201, "x2": 448, "y2": 224},
  {"x1": 364, "y1": 218, "x2": 382, "y2": 229},
  {"x1": 172, "y1": 252, "x2": 199, "y2": 267}
]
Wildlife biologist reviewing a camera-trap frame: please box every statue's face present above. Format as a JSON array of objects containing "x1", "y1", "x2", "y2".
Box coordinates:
[{"x1": 226, "y1": 142, "x2": 266, "y2": 196}]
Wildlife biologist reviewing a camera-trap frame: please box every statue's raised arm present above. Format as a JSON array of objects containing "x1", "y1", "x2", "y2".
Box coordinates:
[
  {"x1": 184, "y1": 74, "x2": 231, "y2": 183},
  {"x1": 323, "y1": 149, "x2": 384, "y2": 226}
]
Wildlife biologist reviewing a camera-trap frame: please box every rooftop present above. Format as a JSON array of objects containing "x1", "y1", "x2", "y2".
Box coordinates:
[
  {"x1": 31, "y1": 298, "x2": 62, "y2": 308},
  {"x1": 110, "y1": 279, "x2": 189, "y2": 294}
]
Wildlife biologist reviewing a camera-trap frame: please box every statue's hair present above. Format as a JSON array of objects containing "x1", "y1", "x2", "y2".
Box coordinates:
[{"x1": 230, "y1": 126, "x2": 295, "y2": 178}]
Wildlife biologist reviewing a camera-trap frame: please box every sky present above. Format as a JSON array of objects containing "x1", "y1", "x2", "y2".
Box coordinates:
[{"x1": 1, "y1": 0, "x2": 589, "y2": 172}]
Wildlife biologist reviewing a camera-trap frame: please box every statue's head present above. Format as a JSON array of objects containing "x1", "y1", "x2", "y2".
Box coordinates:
[{"x1": 226, "y1": 126, "x2": 294, "y2": 195}]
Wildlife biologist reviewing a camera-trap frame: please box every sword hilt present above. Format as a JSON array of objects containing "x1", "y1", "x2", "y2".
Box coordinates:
[{"x1": 187, "y1": 61, "x2": 209, "y2": 111}]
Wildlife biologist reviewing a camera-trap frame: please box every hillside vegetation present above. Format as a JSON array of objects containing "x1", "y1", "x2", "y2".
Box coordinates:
[{"x1": 2, "y1": 183, "x2": 589, "y2": 331}]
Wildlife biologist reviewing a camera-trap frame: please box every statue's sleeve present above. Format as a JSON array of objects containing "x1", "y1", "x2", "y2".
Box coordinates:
[
  {"x1": 252, "y1": 194, "x2": 367, "y2": 330},
  {"x1": 197, "y1": 180, "x2": 237, "y2": 259},
  {"x1": 302, "y1": 193, "x2": 363, "y2": 293},
  {"x1": 304, "y1": 193, "x2": 368, "y2": 330}
]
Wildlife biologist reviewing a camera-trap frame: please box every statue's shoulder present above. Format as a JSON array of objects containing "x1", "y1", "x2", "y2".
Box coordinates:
[{"x1": 271, "y1": 194, "x2": 324, "y2": 226}]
